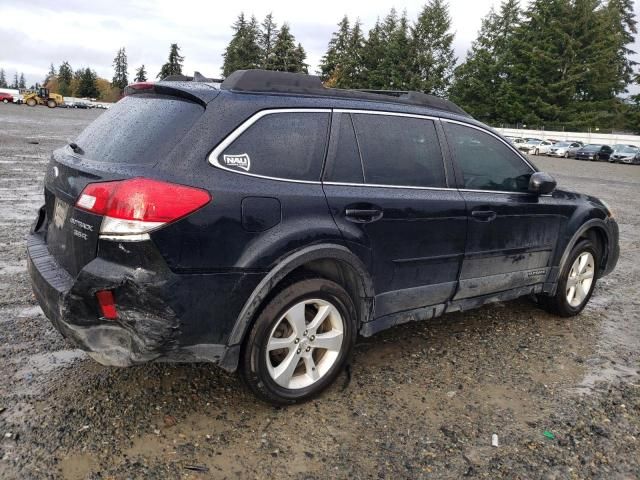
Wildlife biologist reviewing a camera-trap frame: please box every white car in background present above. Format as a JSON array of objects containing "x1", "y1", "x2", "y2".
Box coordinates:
[
  {"x1": 520, "y1": 138, "x2": 553, "y2": 155},
  {"x1": 547, "y1": 141, "x2": 583, "y2": 158}
]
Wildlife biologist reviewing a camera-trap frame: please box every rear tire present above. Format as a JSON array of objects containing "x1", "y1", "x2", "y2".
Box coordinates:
[
  {"x1": 2, "y1": 99, "x2": 8, "y2": 104},
  {"x1": 539, "y1": 239, "x2": 599, "y2": 317},
  {"x1": 534, "y1": 148, "x2": 539, "y2": 155},
  {"x1": 240, "y1": 277, "x2": 357, "y2": 405},
  {"x1": 47, "y1": 99, "x2": 57, "y2": 108}
]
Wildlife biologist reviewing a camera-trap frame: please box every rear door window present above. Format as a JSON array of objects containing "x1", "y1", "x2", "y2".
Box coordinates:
[
  {"x1": 323, "y1": 113, "x2": 364, "y2": 184},
  {"x1": 351, "y1": 113, "x2": 446, "y2": 188},
  {"x1": 74, "y1": 94, "x2": 204, "y2": 165},
  {"x1": 220, "y1": 111, "x2": 330, "y2": 181}
]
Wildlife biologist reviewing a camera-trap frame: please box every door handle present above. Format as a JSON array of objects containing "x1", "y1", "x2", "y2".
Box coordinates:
[
  {"x1": 471, "y1": 210, "x2": 497, "y2": 222},
  {"x1": 345, "y1": 208, "x2": 384, "y2": 223}
]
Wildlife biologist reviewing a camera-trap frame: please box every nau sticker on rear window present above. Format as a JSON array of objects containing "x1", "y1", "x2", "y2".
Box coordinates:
[{"x1": 223, "y1": 153, "x2": 251, "y2": 171}]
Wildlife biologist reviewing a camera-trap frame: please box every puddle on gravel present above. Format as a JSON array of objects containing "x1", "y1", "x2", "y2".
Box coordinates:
[{"x1": 13, "y1": 349, "x2": 87, "y2": 380}]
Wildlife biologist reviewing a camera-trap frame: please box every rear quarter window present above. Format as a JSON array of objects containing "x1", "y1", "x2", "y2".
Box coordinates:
[
  {"x1": 74, "y1": 94, "x2": 204, "y2": 165},
  {"x1": 218, "y1": 111, "x2": 330, "y2": 181}
]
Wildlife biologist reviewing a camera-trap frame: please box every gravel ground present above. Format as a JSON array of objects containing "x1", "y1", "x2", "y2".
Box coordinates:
[{"x1": 0, "y1": 104, "x2": 638, "y2": 479}]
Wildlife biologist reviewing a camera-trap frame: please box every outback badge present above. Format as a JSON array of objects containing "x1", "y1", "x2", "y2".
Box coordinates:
[{"x1": 223, "y1": 153, "x2": 251, "y2": 171}]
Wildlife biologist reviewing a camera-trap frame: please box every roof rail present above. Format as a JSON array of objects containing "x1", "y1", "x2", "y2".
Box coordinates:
[{"x1": 220, "y1": 69, "x2": 469, "y2": 117}]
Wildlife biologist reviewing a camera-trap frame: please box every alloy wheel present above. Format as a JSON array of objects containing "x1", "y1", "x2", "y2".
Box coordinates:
[
  {"x1": 566, "y1": 252, "x2": 595, "y2": 307},
  {"x1": 265, "y1": 298, "x2": 344, "y2": 390}
]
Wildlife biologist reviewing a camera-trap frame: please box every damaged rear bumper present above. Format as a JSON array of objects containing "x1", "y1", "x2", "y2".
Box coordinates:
[{"x1": 27, "y1": 231, "x2": 235, "y2": 368}]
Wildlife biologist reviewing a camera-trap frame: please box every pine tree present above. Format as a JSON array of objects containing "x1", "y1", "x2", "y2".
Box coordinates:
[
  {"x1": 12, "y1": 73, "x2": 19, "y2": 89},
  {"x1": 134, "y1": 65, "x2": 147, "y2": 82},
  {"x1": 268, "y1": 24, "x2": 308, "y2": 72},
  {"x1": 260, "y1": 13, "x2": 279, "y2": 69},
  {"x1": 77, "y1": 68, "x2": 99, "y2": 98},
  {"x1": 361, "y1": 19, "x2": 386, "y2": 88},
  {"x1": 43, "y1": 63, "x2": 56, "y2": 85},
  {"x1": 157, "y1": 43, "x2": 184, "y2": 79},
  {"x1": 602, "y1": 0, "x2": 637, "y2": 94},
  {"x1": 319, "y1": 16, "x2": 352, "y2": 85},
  {"x1": 410, "y1": 0, "x2": 457, "y2": 96},
  {"x1": 510, "y1": 0, "x2": 576, "y2": 125},
  {"x1": 18, "y1": 73, "x2": 26, "y2": 89},
  {"x1": 450, "y1": 0, "x2": 523, "y2": 122},
  {"x1": 222, "y1": 14, "x2": 262, "y2": 76},
  {"x1": 58, "y1": 61, "x2": 73, "y2": 97},
  {"x1": 112, "y1": 47, "x2": 129, "y2": 92},
  {"x1": 0, "y1": 69, "x2": 6, "y2": 88}
]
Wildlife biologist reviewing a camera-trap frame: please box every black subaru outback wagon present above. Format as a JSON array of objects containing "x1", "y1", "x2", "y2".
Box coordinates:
[{"x1": 27, "y1": 70, "x2": 619, "y2": 404}]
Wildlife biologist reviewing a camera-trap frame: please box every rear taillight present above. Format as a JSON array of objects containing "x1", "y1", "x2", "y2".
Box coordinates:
[
  {"x1": 96, "y1": 290, "x2": 118, "y2": 320},
  {"x1": 76, "y1": 178, "x2": 211, "y2": 239}
]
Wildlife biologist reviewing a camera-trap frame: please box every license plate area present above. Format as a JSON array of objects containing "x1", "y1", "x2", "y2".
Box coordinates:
[{"x1": 53, "y1": 197, "x2": 70, "y2": 229}]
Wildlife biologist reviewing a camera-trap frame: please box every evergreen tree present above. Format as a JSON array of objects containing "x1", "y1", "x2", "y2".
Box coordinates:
[
  {"x1": 410, "y1": 0, "x2": 456, "y2": 96},
  {"x1": 450, "y1": 0, "x2": 523, "y2": 122},
  {"x1": 58, "y1": 61, "x2": 73, "y2": 97},
  {"x1": 18, "y1": 73, "x2": 26, "y2": 89},
  {"x1": 111, "y1": 47, "x2": 129, "y2": 92},
  {"x1": 602, "y1": 0, "x2": 637, "y2": 94},
  {"x1": 0, "y1": 69, "x2": 6, "y2": 88},
  {"x1": 43, "y1": 63, "x2": 56, "y2": 85},
  {"x1": 319, "y1": 16, "x2": 352, "y2": 85},
  {"x1": 268, "y1": 24, "x2": 308, "y2": 72},
  {"x1": 77, "y1": 68, "x2": 99, "y2": 98},
  {"x1": 12, "y1": 73, "x2": 19, "y2": 89},
  {"x1": 222, "y1": 14, "x2": 262, "y2": 76},
  {"x1": 134, "y1": 65, "x2": 147, "y2": 82},
  {"x1": 157, "y1": 43, "x2": 184, "y2": 79},
  {"x1": 361, "y1": 19, "x2": 386, "y2": 88},
  {"x1": 260, "y1": 13, "x2": 279, "y2": 69}
]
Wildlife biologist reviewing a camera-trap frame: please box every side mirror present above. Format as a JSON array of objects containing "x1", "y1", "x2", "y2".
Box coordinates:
[{"x1": 529, "y1": 171, "x2": 556, "y2": 195}]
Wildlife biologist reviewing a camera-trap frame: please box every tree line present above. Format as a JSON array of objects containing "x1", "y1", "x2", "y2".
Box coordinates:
[
  {"x1": 0, "y1": 71, "x2": 27, "y2": 90},
  {"x1": 2, "y1": 1, "x2": 637, "y2": 131}
]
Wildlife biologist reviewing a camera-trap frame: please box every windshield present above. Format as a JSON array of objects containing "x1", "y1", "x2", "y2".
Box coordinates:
[
  {"x1": 582, "y1": 145, "x2": 602, "y2": 152},
  {"x1": 618, "y1": 146, "x2": 638, "y2": 154},
  {"x1": 526, "y1": 138, "x2": 542, "y2": 144},
  {"x1": 554, "y1": 142, "x2": 571, "y2": 147}
]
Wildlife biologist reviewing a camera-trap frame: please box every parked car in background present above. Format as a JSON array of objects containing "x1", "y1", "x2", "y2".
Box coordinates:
[
  {"x1": 608, "y1": 144, "x2": 637, "y2": 163},
  {"x1": 575, "y1": 144, "x2": 613, "y2": 161},
  {"x1": 0, "y1": 92, "x2": 14, "y2": 104},
  {"x1": 506, "y1": 136, "x2": 527, "y2": 148},
  {"x1": 547, "y1": 141, "x2": 583, "y2": 158},
  {"x1": 75, "y1": 102, "x2": 90, "y2": 109},
  {"x1": 521, "y1": 139, "x2": 553, "y2": 155},
  {"x1": 610, "y1": 145, "x2": 640, "y2": 164}
]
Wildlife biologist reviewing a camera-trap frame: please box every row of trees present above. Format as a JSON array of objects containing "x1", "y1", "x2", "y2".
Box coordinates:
[
  {"x1": 37, "y1": 44, "x2": 182, "y2": 102},
  {"x1": 319, "y1": 3, "x2": 455, "y2": 96},
  {"x1": 222, "y1": 13, "x2": 308, "y2": 76},
  {"x1": 0, "y1": 70, "x2": 27, "y2": 89},
  {"x1": 449, "y1": 0, "x2": 638, "y2": 130}
]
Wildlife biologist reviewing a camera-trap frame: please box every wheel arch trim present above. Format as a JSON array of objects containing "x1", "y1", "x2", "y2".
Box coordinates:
[
  {"x1": 557, "y1": 218, "x2": 611, "y2": 276},
  {"x1": 226, "y1": 243, "x2": 374, "y2": 350}
]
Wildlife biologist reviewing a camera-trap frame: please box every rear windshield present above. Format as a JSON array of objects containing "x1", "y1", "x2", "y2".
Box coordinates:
[{"x1": 74, "y1": 94, "x2": 203, "y2": 164}]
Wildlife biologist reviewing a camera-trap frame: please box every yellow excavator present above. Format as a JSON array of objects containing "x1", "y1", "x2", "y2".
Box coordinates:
[{"x1": 23, "y1": 87, "x2": 64, "y2": 108}]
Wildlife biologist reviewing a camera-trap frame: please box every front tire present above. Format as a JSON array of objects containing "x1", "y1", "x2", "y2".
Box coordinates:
[
  {"x1": 2, "y1": 99, "x2": 8, "y2": 104},
  {"x1": 26, "y1": 98, "x2": 37, "y2": 107},
  {"x1": 593, "y1": 154, "x2": 600, "y2": 162},
  {"x1": 534, "y1": 148, "x2": 539, "y2": 155},
  {"x1": 564, "y1": 152, "x2": 569, "y2": 158},
  {"x1": 539, "y1": 239, "x2": 599, "y2": 317},
  {"x1": 240, "y1": 277, "x2": 357, "y2": 405}
]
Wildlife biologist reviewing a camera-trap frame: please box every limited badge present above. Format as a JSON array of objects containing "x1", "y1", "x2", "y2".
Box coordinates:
[{"x1": 223, "y1": 153, "x2": 251, "y2": 171}]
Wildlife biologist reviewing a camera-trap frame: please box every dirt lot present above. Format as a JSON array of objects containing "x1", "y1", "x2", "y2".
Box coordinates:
[{"x1": 0, "y1": 104, "x2": 639, "y2": 479}]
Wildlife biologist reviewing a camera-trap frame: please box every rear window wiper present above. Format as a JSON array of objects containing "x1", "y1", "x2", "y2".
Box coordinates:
[{"x1": 69, "y1": 142, "x2": 84, "y2": 154}]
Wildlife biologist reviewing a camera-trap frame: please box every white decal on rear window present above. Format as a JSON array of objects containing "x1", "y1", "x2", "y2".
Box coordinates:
[{"x1": 223, "y1": 153, "x2": 251, "y2": 171}]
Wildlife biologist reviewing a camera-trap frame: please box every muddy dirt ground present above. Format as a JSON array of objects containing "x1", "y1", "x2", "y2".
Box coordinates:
[{"x1": 0, "y1": 104, "x2": 638, "y2": 479}]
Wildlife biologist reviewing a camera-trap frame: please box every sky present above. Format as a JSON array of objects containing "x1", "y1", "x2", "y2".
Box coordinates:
[{"x1": 0, "y1": 0, "x2": 639, "y2": 91}]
